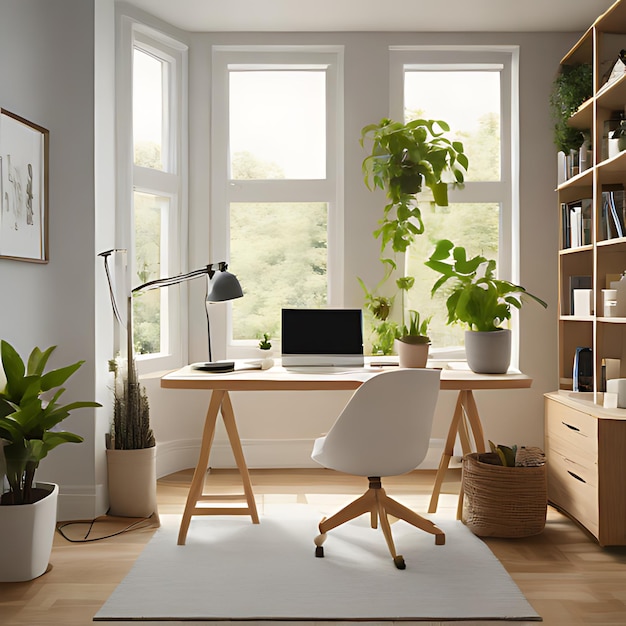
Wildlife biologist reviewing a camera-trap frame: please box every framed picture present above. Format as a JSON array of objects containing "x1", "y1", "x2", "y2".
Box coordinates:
[{"x1": 0, "y1": 109, "x2": 49, "y2": 263}]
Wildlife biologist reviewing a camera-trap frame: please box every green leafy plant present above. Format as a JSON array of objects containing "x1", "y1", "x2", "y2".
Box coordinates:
[
  {"x1": 258, "y1": 333, "x2": 272, "y2": 351},
  {"x1": 488, "y1": 440, "x2": 518, "y2": 467},
  {"x1": 0, "y1": 340, "x2": 101, "y2": 505},
  {"x1": 397, "y1": 310, "x2": 431, "y2": 345},
  {"x1": 549, "y1": 64, "x2": 593, "y2": 153},
  {"x1": 426, "y1": 239, "x2": 547, "y2": 332},
  {"x1": 359, "y1": 118, "x2": 468, "y2": 353},
  {"x1": 361, "y1": 118, "x2": 468, "y2": 255}
]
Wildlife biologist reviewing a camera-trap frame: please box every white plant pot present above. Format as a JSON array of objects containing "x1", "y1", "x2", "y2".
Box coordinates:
[
  {"x1": 465, "y1": 329, "x2": 512, "y2": 374},
  {"x1": 106, "y1": 446, "x2": 158, "y2": 519},
  {"x1": 395, "y1": 338, "x2": 430, "y2": 368},
  {"x1": 0, "y1": 482, "x2": 58, "y2": 582}
]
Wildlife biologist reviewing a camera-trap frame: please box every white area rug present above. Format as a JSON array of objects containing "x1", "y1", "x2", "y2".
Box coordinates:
[{"x1": 94, "y1": 508, "x2": 540, "y2": 622}]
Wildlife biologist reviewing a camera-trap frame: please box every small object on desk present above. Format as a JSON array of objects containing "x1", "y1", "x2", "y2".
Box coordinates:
[{"x1": 191, "y1": 361, "x2": 235, "y2": 373}]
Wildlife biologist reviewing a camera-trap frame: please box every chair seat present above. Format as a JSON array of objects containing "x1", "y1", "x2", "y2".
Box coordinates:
[{"x1": 310, "y1": 368, "x2": 443, "y2": 569}]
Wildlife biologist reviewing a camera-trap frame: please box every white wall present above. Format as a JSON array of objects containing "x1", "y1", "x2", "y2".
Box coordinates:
[
  {"x1": 149, "y1": 29, "x2": 579, "y2": 477},
  {"x1": 0, "y1": 0, "x2": 582, "y2": 516},
  {"x1": 0, "y1": 0, "x2": 113, "y2": 519}
]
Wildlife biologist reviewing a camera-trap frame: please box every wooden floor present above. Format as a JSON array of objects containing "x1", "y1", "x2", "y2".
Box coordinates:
[{"x1": 0, "y1": 467, "x2": 625, "y2": 626}]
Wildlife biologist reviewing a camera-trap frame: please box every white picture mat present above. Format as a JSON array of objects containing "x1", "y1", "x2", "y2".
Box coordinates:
[{"x1": 0, "y1": 110, "x2": 47, "y2": 262}]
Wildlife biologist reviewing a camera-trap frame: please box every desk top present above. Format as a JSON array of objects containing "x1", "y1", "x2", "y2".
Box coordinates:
[{"x1": 161, "y1": 359, "x2": 532, "y2": 392}]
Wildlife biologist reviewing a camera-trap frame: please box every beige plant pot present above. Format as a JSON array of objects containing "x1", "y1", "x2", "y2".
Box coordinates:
[
  {"x1": 0, "y1": 482, "x2": 58, "y2": 582},
  {"x1": 395, "y1": 338, "x2": 430, "y2": 368},
  {"x1": 106, "y1": 446, "x2": 158, "y2": 520}
]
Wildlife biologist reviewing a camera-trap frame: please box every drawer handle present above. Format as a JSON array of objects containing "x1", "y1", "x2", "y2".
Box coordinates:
[
  {"x1": 567, "y1": 470, "x2": 587, "y2": 484},
  {"x1": 562, "y1": 421, "x2": 580, "y2": 432}
]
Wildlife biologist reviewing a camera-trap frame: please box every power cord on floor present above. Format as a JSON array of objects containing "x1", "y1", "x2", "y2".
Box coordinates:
[{"x1": 56, "y1": 514, "x2": 157, "y2": 543}]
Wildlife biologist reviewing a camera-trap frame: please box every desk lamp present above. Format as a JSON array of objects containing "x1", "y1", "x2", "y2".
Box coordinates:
[{"x1": 100, "y1": 251, "x2": 243, "y2": 374}]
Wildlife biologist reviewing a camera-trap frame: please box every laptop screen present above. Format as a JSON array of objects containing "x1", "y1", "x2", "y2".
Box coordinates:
[{"x1": 281, "y1": 308, "x2": 364, "y2": 367}]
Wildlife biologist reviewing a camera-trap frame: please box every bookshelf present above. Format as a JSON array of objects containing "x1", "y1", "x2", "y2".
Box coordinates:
[
  {"x1": 549, "y1": 0, "x2": 626, "y2": 546},
  {"x1": 557, "y1": 0, "x2": 626, "y2": 392}
]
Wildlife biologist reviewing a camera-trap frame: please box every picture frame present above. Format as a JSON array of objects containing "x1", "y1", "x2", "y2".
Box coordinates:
[{"x1": 0, "y1": 109, "x2": 49, "y2": 263}]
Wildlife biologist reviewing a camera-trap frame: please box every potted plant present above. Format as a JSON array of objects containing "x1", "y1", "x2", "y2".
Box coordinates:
[
  {"x1": 461, "y1": 441, "x2": 547, "y2": 538},
  {"x1": 425, "y1": 239, "x2": 547, "y2": 373},
  {"x1": 0, "y1": 340, "x2": 101, "y2": 581},
  {"x1": 395, "y1": 309, "x2": 432, "y2": 368},
  {"x1": 258, "y1": 332, "x2": 272, "y2": 352},
  {"x1": 106, "y1": 355, "x2": 157, "y2": 519},
  {"x1": 359, "y1": 118, "x2": 468, "y2": 354},
  {"x1": 256, "y1": 332, "x2": 274, "y2": 368},
  {"x1": 549, "y1": 63, "x2": 593, "y2": 154}
]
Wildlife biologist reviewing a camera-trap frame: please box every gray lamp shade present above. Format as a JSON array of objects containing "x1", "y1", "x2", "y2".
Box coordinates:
[{"x1": 206, "y1": 269, "x2": 243, "y2": 303}]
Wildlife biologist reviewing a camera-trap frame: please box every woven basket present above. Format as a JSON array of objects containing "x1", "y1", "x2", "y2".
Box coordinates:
[{"x1": 461, "y1": 452, "x2": 547, "y2": 538}]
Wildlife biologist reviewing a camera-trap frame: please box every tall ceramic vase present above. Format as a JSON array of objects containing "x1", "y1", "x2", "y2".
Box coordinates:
[
  {"x1": 0, "y1": 482, "x2": 58, "y2": 582},
  {"x1": 106, "y1": 446, "x2": 159, "y2": 521},
  {"x1": 464, "y1": 328, "x2": 511, "y2": 374}
]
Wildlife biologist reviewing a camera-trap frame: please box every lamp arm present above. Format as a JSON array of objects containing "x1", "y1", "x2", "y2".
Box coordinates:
[
  {"x1": 132, "y1": 265, "x2": 216, "y2": 294},
  {"x1": 99, "y1": 249, "x2": 235, "y2": 371}
]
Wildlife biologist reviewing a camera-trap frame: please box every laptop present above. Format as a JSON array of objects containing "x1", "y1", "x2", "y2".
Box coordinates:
[{"x1": 281, "y1": 308, "x2": 365, "y2": 367}]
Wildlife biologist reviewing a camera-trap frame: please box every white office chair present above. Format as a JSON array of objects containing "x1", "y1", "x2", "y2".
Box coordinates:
[{"x1": 311, "y1": 368, "x2": 444, "y2": 569}]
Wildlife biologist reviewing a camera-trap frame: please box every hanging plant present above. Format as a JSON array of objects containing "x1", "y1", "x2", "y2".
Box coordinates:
[{"x1": 359, "y1": 118, "x2": 468, "y2": 353}]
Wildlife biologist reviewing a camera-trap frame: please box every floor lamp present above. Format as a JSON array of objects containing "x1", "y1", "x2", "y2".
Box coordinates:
[{"x1": 100, "y1": 251, "x2": 243, "y2": 375}]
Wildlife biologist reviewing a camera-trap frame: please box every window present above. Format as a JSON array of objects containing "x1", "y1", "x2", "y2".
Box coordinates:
[
  {"x1": 117, "y1": 17, "x2": 188, "y2": 371},
  {"x1": 390, "y1": 47, "x2": 518, "y2": 356},
  {"x1": 211, "y1": 47, "x2": 343, "y2": 352}
]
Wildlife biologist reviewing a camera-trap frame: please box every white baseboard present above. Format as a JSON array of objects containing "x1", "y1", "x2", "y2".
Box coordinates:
[
  {"x1": 155, "y1": 437, "x2": 446, "y2": 477},
  {"x1": 53, "y1": 438, "x2": 450, "y2": 520},
  {"x1": 56, "y1": 482, "x2": 108, "y2": 521}
]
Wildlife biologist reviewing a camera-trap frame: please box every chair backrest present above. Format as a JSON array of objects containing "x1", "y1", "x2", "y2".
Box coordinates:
[{"x1": 316, "y1": 368, "x2": 441, "y2": 477}]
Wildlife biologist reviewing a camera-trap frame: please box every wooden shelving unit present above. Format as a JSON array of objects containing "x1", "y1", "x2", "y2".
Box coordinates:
[
  {"x1": 557, "y1": 0, "x2": 626, "y2": 392},
  {"x1": 549, "y1": 0, "x2": 626, "y2": 546}
]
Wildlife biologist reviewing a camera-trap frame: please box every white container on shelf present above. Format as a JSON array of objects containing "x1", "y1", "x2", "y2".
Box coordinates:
[
  {"x1": 612, "y1": 275, "x2": 626, "y2": 317},
  {"x1": 603, "y1": 289, "x2": 618, "y2": 317},
  {"x1": 573, "y1": 289, "x2": 593, "y2": 316}
]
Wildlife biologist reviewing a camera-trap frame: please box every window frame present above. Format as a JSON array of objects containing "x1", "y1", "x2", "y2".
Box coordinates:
[
  {"x1": 389, "y1": 45, "x2": 520, "y2": 362},
  {"x1": 116, "y1": 15, "x2": 189, "y2": 373},
  {"x1": 210, "y1": 45, "x2": 344, "y2": 357}
]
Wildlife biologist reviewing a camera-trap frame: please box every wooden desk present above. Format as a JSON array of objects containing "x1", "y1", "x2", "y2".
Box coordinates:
[{"x1": 161, "y1": 362, "x2": 531, "y2": 544}]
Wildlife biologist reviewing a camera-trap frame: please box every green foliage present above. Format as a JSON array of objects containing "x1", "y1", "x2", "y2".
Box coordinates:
[
  {"x1": 359, "y1": 118, "x2": 468, "y2": 353},
  {"x1": 426, "y1": 239, "x2": 547, "y2": 332},
  {"x1": 109, "y1": 357, "x2": 155, "y2": 451},
  {"x1": 358, "y1": 270, "x2": 398, "y2": 355},
  {"x1": 406, "y1": 202, "x2": 499, "y2": 348},
  {"x1": 397, "y1": 310, "x2": 431, "y2": 344},
  {"x1": 549, "y1": 64, "x2": 593, "y2": 153},
  {"x1": 230, "y1": 201, "x2": 328, "y2": 340},
  {"x1": 488, "y1": 440, "x2": 518, "y2": 467},
  {"x1": 258, "y1": 333, "x2": 272, "y2": 350},
  {"x1": 134, "y1": 141, "x2": 162, "y2": 169},
  {"x1": 133, "y1": 195, "x2": 163, "y2": 354},
  {"x1": 0, "y1": 341, "x2": 101, "y2": 505},
  {"x1": 361, "y1": 118, "x2": 468, "y2": 255}
]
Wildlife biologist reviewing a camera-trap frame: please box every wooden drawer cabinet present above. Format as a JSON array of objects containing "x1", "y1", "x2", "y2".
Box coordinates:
[{"x1": 545, "y1": 392, "x2": 626, "y2": 546}]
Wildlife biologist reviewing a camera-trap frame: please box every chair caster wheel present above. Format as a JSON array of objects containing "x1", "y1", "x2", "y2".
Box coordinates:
[
  {"x1": 315, "y1": 546, "x2": 325, "y2": 558},
  {"x1": 393, "y1": 555, "x2": 406, "y2": 570}
]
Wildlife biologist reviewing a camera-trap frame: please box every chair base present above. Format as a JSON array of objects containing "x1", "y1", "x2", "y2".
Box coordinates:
[{"x1": 313, "y1": 476, "x2": 445, "y2": 569}]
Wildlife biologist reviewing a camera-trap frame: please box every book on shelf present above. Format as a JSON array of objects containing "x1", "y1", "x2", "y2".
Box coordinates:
[
  {"x1": 561, "y1": 198, "x2": 592, "y2": 248},
  {"x1": 602, "y1": 188, "x2": 626, "y2": 240}
]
